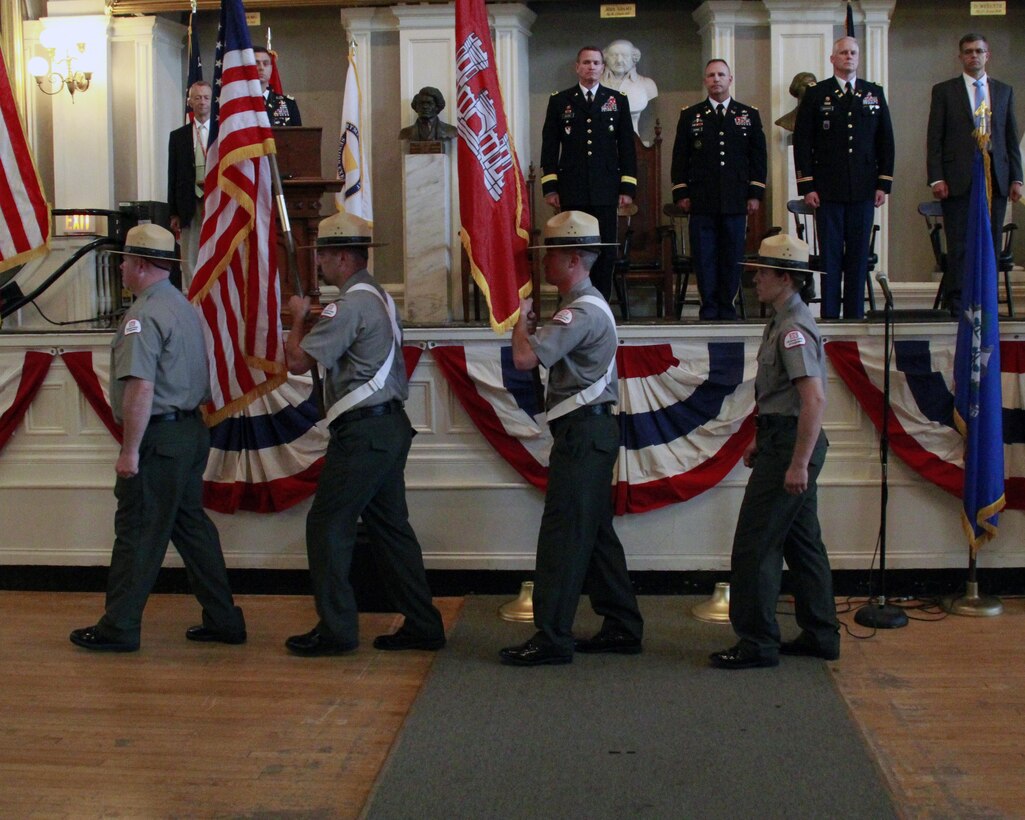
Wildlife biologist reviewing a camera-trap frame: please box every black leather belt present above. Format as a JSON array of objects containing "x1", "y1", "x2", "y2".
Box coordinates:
[
  {"x1": 330, "y1": 399, "x2": 403, "y2": 430},
  {"x1": 756, "y1": 414, "x2": 797, "y2": 429},
  {"x1": 556, "y1": 402, "x2": 614, "y2": 424},
  {"x1": 150, "y1": 408, "x2": 200, "y2": 424}
]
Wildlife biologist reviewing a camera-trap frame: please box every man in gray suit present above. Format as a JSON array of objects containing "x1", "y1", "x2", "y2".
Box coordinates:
[{"x1": 927, "y1": 33, "x2": 1023, "y2": 314}]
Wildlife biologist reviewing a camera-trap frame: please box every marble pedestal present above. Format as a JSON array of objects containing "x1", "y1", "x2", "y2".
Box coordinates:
[{"x1": 402, "y1": 154, "x2": 452, "y2": 323}]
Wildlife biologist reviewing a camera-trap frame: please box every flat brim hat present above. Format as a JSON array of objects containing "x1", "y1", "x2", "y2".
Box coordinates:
[
  {"x1": 107, "y1": 223, "x2": 180, "y2": 262},
  {"x1": 301, "y1": 212, "x2": 387, "y2": 249},
  {"x1": 527, "y1": 210, "x2": 619, "y2": 250},
  {"x1": 741, "y1": 233, "x2": 822, "y2": 278}
]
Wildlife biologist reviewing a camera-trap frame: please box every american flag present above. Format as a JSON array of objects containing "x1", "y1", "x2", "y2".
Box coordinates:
[
  {"x1": 0, "y1": 49, "x2": 50, "y2": 275},
  {"x1": 189, "y1": 0, "x2": 285, "y2": 425}
]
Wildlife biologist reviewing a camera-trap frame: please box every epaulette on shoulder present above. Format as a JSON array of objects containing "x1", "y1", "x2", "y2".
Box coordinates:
[
  {"x1": 551, "y1": 90, "x2": 559, "y2": 96},
  {"x1": 285, "y1": 93, "x2": 296, "y2": 101},
  {"x1": 807, "y1": 80, "x2": 818, "y2": 87}
]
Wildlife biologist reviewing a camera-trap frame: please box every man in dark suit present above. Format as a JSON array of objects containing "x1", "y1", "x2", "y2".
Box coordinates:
[
  {"x1": 254, "y1": 46, "x2": 301, "y2": 126},
  {"x1": 540, "y1": 46, "x2": 637, "y2": 300},
  {"x1": 671, "y1": 59, "x2": 767, "y2": 320},
  {"x1": 927, "y1": 33, "x2": 1023, "y2": 315},
  {"x1": 167, "y1": 81, "x2": 212, "y2": 290},
  {"x1": 794, "y1": 36, "x2": 894, "y2": 320}
]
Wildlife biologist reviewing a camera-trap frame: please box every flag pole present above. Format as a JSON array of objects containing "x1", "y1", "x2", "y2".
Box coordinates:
[
  {"x1": 946, "y1": 553, "x2": 1003, "y2": 616},
  {"x1": 268, "y1": 153, "x2": 325, "y2": 417}
]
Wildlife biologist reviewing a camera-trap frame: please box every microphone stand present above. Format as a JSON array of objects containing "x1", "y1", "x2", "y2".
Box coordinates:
[{"x1": 856, "y1": 274, "x2": 908, "y2": 629}]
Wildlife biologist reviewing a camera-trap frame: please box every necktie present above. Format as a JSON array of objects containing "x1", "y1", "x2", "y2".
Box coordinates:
[
  {"x1": 974, "y1": 79, "x2": 986, "y2": 128},
  {"x1": 586, "y1": 89, "x2": 593, "y2": 106},
  {"x1": 716, "y1": 103, "x2": 725, "y2": 122},
  {"x1": 844, "y1": 81, "x2": 853, "y2": 97}
]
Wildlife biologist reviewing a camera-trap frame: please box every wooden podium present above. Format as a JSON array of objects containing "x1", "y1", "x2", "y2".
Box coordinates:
[{"x1": 272, "y1": 127, "x2": 342, "y2": 318}]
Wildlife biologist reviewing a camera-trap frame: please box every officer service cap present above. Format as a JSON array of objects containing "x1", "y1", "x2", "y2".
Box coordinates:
[
  {"x1": 742, "y1": 233, "x2": 822, "y2": 278},
  {"x1": 305, "y1": 212, "x2": 387, "y2": 249},
  {"x1": 528, "y1": 211, "x2": 619, "y2": 249},
  {"x1": 108, "y1": 223, "x2": 180, "y2": 262}
]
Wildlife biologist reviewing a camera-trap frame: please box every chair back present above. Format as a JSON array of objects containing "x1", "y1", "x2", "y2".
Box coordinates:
[
  {"x1": 917, "y1": 200, "x2": 946, "y2": 274},
  {"x1": 786, "y1": 199, "x2": 821, "y2": 269}
]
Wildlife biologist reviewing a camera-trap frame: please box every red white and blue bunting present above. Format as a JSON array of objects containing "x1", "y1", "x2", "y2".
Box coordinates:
[{"x1": 4, "y1": 339, "x2": 1025, "y2": 515}]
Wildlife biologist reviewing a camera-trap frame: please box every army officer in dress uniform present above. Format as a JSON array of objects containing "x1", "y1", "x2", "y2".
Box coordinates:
[
  {"x1": 540, "y1": 46, "x2": 637, "y2": 301},
  {"x1": 794, "y1": 36, "x2": 893, "y2": 320},
  {"x1": 671, "y1": 59, "x2": 767, "y2": 320},
  {"x1": 254, "y1": 46, "x2": 302, "y2": 126}
]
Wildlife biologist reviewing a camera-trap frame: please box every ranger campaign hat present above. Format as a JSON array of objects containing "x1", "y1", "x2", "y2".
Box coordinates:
[
  {"x1": 528, "y1": 211, "x2": 619, "y2": 250},
  {"x1": 741, "y1": 233, "x2": 823, "y2": 278},
  {"x1": 108, "y1": 224, "x2": 180, "y2": 262},
  {"x1": 303, "y1": 212, "x2": 387, "y2": 249}
]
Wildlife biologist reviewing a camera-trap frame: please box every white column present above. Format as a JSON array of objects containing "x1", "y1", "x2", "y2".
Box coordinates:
[
  {"x1": 763, "y1": 0, "x2": 838, "y2": 235},
  {"x1": 487, "y1": 4, "x2": 536, "y2": 172},
  {"x1": 110, "y1": 16, "x2": 186, "y2": 202},
  {"x1": 693, "y1": 2, "x2": 767, "y2": 102},
  {"x1": 859, "y1": 0, "x2": 896, "y2": 276}
]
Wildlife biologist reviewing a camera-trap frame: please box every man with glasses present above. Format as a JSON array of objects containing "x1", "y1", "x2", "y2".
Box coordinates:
[{"x1": 927, "y1": 33, "x2": 1023, "y2": 315}]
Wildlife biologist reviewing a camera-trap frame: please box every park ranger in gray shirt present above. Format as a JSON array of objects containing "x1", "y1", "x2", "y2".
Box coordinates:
[
  {"x1": 70, "y1": 224, "x2": 245, "y2": 652},
  {"x1": 284, "y1": 212, "x2": 444, "y2": 657},
  {"x1": 501, "y1": 211, "x2": 643, "y2": 666},
  {"x1": 710, "y1": 234, "x2": 839, "y2": 670}
]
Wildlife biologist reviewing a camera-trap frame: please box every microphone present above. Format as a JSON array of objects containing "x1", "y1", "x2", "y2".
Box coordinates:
[{"x1": 875, "y1": 272, "x2": 894, "y2": 308}]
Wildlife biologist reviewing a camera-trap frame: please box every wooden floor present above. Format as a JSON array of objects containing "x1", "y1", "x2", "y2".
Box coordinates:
[{"x1": 0, "y1": 592, "x2": 1022, "y2": 818}]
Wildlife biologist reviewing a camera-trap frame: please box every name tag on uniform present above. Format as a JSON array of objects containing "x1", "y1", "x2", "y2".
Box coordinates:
[{"x1": 124, "y1": 319, "x2": 142, "y2": 335}]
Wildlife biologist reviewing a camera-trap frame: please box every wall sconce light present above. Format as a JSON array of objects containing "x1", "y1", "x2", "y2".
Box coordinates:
[{"x1": 28, "y1": 27, "x2": 93, "y2": 100}]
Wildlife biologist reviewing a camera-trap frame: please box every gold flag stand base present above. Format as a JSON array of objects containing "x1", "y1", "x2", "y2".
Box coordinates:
[
  {"x1": 691, "y1": 582, "x2": 731, "y2": 624},
  {"x1": 944, "y1": 581, "x2": 1003, "y2": 617},
  {"x1": 498, "y1": 581, "x2": 534, "y2": 622}
]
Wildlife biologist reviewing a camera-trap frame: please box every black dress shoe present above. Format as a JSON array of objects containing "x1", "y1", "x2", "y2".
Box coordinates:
[
  {"x1": 709, "y1": 644, "x2": 778, "y2": 670},
  {"x1": 373, "y1": 627, "x2": 446, "y2": 651},
  {"x1": 780, "y1": 634, "x2": 840, "y2": 661},
  {"x1": 285, "y1": 628, "x2": 358, "y2": 657},
  {"x1": 499, "y1": 638, "x2": 572, "y2": 667},
  {"x1": 69, "y1": 626, "x2": 139, "y2": 653},
  {"x1": 574, "y1": 627, "x2": 642, "y2": 655},
  {"x1": 186, "y1": 625, "x2": 247, "y2": 645}
]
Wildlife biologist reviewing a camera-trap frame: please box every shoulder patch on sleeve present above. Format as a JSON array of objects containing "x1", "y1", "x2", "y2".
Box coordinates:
[
  {"x1": 124, "y1": 318, "x2": 142, "y2": 335},
  {"x1": 321, "y1": 303, "x2": 338, "y2": 319},
  {"x1": 783, "y1": 329, "x2": 807, "y2": 349},
  {"x1": 552, "y1": 308, "x2": 574, "y2": 325}
]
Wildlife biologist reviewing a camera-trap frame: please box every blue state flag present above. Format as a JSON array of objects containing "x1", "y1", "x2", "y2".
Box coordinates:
[{"x1": 953, "y1": 147, "x2": 1005, "y2": 552}]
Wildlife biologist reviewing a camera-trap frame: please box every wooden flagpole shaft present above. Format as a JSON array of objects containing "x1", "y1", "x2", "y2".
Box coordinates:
[{"x1": 267, "y1": 151, "x2": 325, "y2": 416}]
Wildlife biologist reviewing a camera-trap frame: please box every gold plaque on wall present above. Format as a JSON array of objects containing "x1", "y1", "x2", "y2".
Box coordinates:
[
  {"x1": 600, "y1": 4, "x2": 636, "y2": 19},
  {"x1": 970, "y1": 1, "x2": 1006, "y2": 14}
]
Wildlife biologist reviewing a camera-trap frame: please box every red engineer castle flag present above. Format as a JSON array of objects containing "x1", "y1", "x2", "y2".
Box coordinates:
[{"x1": 455, "y1": 0, "x2": 532, "y2": 333}]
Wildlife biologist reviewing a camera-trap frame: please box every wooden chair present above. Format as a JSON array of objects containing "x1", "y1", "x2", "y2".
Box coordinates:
[
  {"x1": 660, "y1": 203, "x2": 694, "y2": 319},
  {"x1": 610, "y1": 122, "x2": 672, "y2": 320},
  {"x1": 919, "y1": 200, "x2": 1015, "y2": 316},
  {"x1": 786, "y1": 199, "x2": 876, "y2": 312}
]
